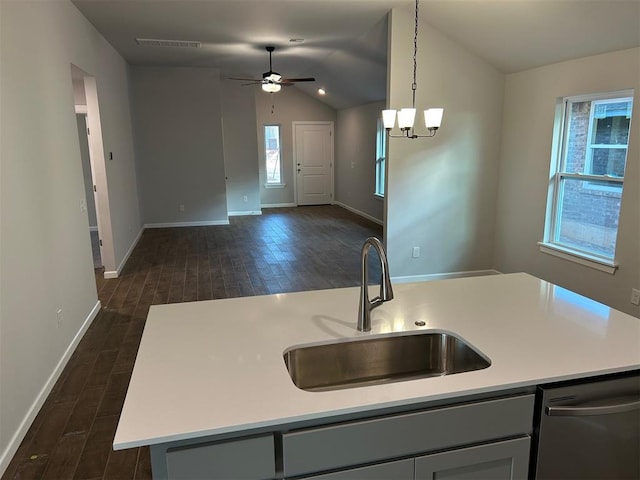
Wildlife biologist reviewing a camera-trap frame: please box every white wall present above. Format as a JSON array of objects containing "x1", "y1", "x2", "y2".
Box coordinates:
[
  {"x1": 494, "y1": 48, "x2": 640, "y2": 317},
  {"x1": 131, "y1": 66, "x2": 228, "y2": 226},
  {"x1": 0, "y1": 0, "x2": 141, "y2": 472},
  {"x1": 220, "y1": 79, "x2": 261, "y2": 215},
  {"x1": 335, "y1": 101, "x2": 385, "y2": 223},
  {"x1": 385, "y1": 8, "x2": 505, "y2": 279},
  {"x1": 255, "y1": 86, "x2": 337, "y2": 206}
]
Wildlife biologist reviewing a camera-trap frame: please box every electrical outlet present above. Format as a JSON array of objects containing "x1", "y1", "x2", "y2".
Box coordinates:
[
  {"x1": 179, "y1": 204, "x2": 185, "y2": 212},
  {"x1": 631, "y1": 288, "x2": 640, "y2": 306},
  {"x1": 412, "y1": 246, "x2": 420, "y2": 258},
  {"x1": 243, "y1": 195, "x2": 248, "y2": 203},
  {"x1": 56, "y1": 309, "x2": 63, "y2": 328},
  {"x1": 80, "y1": 198, "x2": 87, "y2": 213}
]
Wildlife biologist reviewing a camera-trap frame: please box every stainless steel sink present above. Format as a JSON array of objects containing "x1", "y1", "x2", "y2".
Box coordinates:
[{"x1": 283, "y1": 331, "x2": 491, "y2": 392}]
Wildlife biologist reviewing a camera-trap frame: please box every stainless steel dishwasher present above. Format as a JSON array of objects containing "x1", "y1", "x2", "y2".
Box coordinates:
[{"x1": 533, "y1": 372, "x2": 640, "y2": 479}]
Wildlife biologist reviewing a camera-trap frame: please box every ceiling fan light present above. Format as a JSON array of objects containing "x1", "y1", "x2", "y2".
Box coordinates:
[
  {"x1": 265, "y1": 72, "x2": 282, "y2": 82},
  {"x1": 425, "y1": 108, "x2": 444, "y2": 129},
  {"x1": 262, "y1": 82, "x2": 281, "y2": 93},
  {"x1": 382, "y1": 110, "x2": 397, "y2": 129}
]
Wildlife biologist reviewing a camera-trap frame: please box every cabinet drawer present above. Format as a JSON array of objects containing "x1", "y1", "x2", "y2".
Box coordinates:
[
  {"x1": 166, "y1": 434, "x2": 275, "y2": 480},
  {"x1": 282, "y1": 394, "x2": 534, "y2": 477}
]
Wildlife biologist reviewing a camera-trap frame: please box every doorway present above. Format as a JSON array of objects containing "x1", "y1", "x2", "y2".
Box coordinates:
[
  {"x1": 75, "y1": 112, "x2": 102, "y2": 268},
  {"x1": 293, "y1": 122, "x2": 334, "y2": 205},
  {"x1": 71, "y1": 64, "x2": 115, "y2": 277}
]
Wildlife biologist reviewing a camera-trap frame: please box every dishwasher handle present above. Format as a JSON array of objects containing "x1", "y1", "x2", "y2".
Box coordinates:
[{"x1": 546, "y1": 398, "x2": 640, "y2": 417}]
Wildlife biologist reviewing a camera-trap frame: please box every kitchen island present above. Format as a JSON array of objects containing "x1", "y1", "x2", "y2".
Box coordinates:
[{"x1": 113, "y1": 273, "x2": 640, "y2": 479}]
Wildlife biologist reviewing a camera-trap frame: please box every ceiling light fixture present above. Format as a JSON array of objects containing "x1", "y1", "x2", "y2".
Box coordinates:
[
  {"x1": 382, "y1": 0, "x2": 443, "y2": 139},
  {"x1": 318, "y1": 88, "x2": 326, "y2": 95},
  {"x1": 262, "y1": 82, "x2": 281, "y2": 93}
]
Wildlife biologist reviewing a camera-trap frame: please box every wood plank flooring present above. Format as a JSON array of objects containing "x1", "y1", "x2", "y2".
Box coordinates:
[{"x1": 2, "y1": 206, "x2": 382, "y2": 480}]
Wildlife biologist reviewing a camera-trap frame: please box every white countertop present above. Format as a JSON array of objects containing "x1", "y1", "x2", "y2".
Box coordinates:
[{"x1": 113, "y1": 273, "x2": 640, "y2": 450}]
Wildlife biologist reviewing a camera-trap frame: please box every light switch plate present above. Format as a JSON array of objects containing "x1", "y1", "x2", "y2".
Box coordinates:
[{"x1": 631, "y1": 288, "x2": 640, "y2": 306}]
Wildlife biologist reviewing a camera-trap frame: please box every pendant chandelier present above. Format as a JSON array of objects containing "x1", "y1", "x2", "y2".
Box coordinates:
[{"x1": 382, "y1": 0, "x2": 443, "y2": 139}]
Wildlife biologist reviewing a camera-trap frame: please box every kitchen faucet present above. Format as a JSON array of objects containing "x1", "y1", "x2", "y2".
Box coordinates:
[{"x1": 357, "y1": 237, "x2": 394, "y2": 332}]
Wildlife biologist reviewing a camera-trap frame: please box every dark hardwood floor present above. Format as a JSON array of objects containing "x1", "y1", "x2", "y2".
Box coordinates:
[{"x1": 2, "y1": 205, "x2": 382, "y2": 480}]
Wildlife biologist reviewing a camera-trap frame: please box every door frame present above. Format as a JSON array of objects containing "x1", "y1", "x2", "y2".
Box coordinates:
[{"x1": 292, "y1": 121, "x2": 334, "y2": 206}]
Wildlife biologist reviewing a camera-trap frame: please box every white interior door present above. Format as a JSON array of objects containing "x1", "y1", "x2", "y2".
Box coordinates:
[
  {"x1": 84, "y1": 117, "x2": 104, "y2": 264},
  {"x1": 294, "y1": 122, "x2": 333, "y2": 205}
]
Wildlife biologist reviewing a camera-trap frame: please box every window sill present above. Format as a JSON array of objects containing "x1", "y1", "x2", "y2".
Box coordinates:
[
  {"x1": 264, "y1": 183, "x2": 286, "y2": 189},
  {"x1": 373, "y1": 193, "x2": 384, "y2": 200},
  {"x1": 538, "y1": 242, "x2": 618, "y2": 274}
]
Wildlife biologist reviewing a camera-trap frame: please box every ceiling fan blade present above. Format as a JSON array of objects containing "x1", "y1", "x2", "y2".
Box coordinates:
[
  {"x1": 282, "y1": 77, "x2": 316, "y2": 83},
  {"x1": 228, "y1": 77, "x2": 261, "y2": 82}
]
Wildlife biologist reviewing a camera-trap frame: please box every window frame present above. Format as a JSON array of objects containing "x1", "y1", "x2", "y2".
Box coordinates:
[
  {"x1": 583, "y1": 96, "x2": 632, "y2": 193},
  {"x1": 374, "y1": 117, "x2": 386, "y2": 198},
  {"x1": 264, "y1": 124, "x2": 285, "y2": 188},
  {"x1": 541, "y1": 90, "x2": 634, "y2": 273}
]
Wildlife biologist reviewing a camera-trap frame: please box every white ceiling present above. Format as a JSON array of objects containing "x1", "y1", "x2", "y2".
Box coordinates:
[{"x1": 71, "y1": 0, "x2": 640, "y2": 110}]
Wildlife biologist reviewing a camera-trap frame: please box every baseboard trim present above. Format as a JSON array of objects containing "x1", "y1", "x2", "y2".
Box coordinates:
[
  {"x1": 103, "y1": 228, "x2": 144, "y2": 279},
  {"x1": 0, "y1": 301, "x2": 101, "y2": 476},
  {"x1": 261, "y1": 203, "x2": 297, "y2": 208},
  {"x1": 143, "y1": 220, "x2": 230, "y2": 228},
  {"x1": 228, "y1": 210, "x2": 262, "y2": 217},
  {"x1": 333, "y1": 201, "x2": 383, "y2": 226},
  {"x1": 392, "y1": 269, "x2": 501, "y2": 284}
]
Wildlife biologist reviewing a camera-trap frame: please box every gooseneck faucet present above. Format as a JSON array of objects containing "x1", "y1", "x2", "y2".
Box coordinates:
[{"x1": 357, "y1": 237, "x2": 394, "y2": 332}]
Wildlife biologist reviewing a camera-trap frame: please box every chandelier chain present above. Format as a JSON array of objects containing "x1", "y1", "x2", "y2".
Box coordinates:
[{"x1": 412, "y1": 0, "x2": 419, "y2": 108}]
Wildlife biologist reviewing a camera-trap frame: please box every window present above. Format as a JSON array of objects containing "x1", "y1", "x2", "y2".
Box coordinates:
[
  {"x1": 542, "y1": 91, "x2": 633, "y2": 271},
  {"x1": 264, "y1": 125, "x2": 283, "y2": 185},
  {"x1": 375, "y1": 118, "x2": 386, "y2": 197}
]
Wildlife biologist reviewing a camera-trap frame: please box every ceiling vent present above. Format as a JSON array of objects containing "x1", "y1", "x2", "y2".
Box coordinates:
[{"x1": 135, "y1": 38, "x2": 201, "y2": 48}]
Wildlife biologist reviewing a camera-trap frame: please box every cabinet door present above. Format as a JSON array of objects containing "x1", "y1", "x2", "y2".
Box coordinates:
[
  {"x1": 301, "y1": 458, "x2": 414, "y2": 480},
  {"x1": 165, "y1": 435, "x2": 275, "y2": 480},
  {"x1": 415, "y1": 437, "x2": 530, "y2": 480}
]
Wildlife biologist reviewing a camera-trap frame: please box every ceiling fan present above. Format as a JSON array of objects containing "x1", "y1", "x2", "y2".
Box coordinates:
[{"x1": 229, "y1": 46, "x2": 315, "y2": 93}]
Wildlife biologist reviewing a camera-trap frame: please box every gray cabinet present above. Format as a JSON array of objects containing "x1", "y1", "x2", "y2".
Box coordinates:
[
  {"x1": 415, "y1": 437, "x2": 531, "y2": 480},
  {"x1": 301, "y1": 438, "x2": 530, "y2": 480},
  {"x1": 157, "y1": 435, "x2": 275, "y2": 480},
  {"x1": 282, "y1": 395, "x2": 534, "y2": 478},
  {"x1": 151, "y1": 394, "x2": 534, "y2": 480}
]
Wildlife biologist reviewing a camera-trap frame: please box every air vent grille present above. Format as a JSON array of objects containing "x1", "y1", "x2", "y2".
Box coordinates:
[{"x1": 135, "y1": 38, "x2": 201, "y2": 48}]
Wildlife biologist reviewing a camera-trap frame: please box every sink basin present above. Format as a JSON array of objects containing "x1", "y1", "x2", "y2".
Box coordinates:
[{"x1": 283, "y1": 331, "x2": 491, "y2": 392}]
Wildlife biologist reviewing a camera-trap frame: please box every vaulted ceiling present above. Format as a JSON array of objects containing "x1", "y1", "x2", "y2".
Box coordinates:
[{"x1": 72, "y1": 0, "x2": 640, "y2": 110}]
